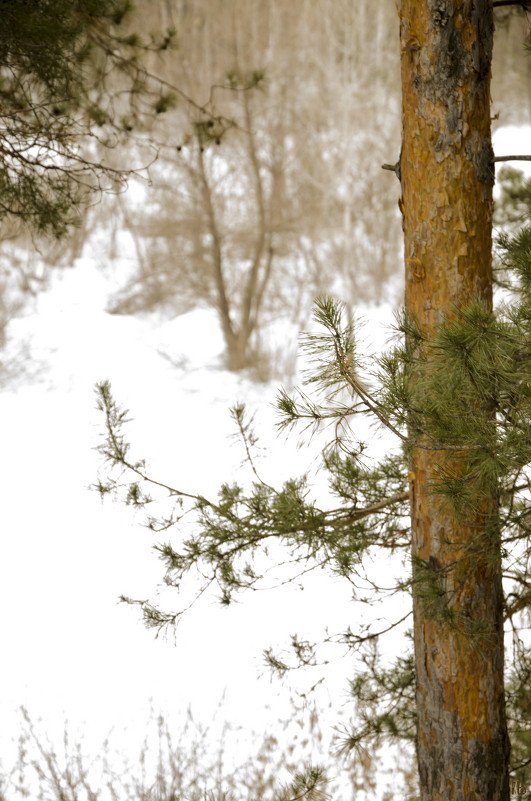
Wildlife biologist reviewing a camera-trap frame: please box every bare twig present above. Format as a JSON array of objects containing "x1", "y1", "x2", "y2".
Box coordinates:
[{"x1": 494, "y1": 155, "x2": 531, "y2": 163}]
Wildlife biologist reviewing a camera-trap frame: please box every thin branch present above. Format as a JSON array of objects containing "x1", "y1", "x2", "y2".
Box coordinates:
[
  {"x1": 98, "y1": 387, "x2": 212, "y2": 507},
  {"x1": 231, "y1": 406, "x2": 277, "y2": 493},
  {"x1": 339, "y1": 365, "x2": 483, "y2": 452},
  {"x1": 383, "y1": 155, "x2": 531, "y2": 174},
  {"x1": 504, "y1": 587, "x2": 531, "y2": 622},
  {"x1": 493, "y1": 0, "x2": 530, "y2": 7},
  {"x1": 240, "y1": 85, "x2": 271, "y2": 342},
  {"x1": 333, "y1": 610, "x2": 413, "y2": 648},
  {"x1": 511, "y1": 755, "x2": 531, "y2": 772},
  {"x1": 196, "y1": 144, "x2": 235, "y2": 347},
  {"x1": 326, "y1": 491, "x2": 410, "y2": 527},
  {"x1": 495, "y1": 155, "x2": 531, "y2": 163}
]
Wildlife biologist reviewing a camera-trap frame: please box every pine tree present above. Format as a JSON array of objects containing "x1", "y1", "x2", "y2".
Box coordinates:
[
  {"x1": 399, "y1": 3, "x2": 507, "y2": 799},
  {"x1": 95, "y1": 4, "x2": 531, "y2": 801},
  {"x1": 0, "y1": 0, "x2": 176, "y2": 238}
]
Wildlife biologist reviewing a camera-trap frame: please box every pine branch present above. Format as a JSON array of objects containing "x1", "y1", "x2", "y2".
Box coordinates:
[
  {"x1": 325, "y1": 491, "x2": 410, "y2": 527},
  {"x1": 94, "y1": 380, "x2": 214, "y2": 507},
  {"x1": 383, "y1": 154, "x2": 531, "y2": 177},
  {"x1": 274, "y1": 765, "x2": 329, "y2": 801}
]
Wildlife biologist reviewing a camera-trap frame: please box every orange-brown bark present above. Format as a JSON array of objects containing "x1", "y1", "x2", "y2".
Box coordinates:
[{"x1": 399, "y1": 2, "x2": 509, "y2": 799}]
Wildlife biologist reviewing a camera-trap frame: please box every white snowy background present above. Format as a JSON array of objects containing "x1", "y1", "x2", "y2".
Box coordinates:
[{"x1": 0, "y1": 126, "x2": 529, "y2": 793}]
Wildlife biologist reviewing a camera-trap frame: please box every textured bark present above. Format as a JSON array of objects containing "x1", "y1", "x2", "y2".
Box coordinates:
[{"x1": 399, "y1": 2, "x2": 510, "y2": 800}]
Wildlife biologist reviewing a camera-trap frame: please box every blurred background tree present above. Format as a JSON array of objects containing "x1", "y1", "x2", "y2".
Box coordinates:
[
  {"x1": 104, "y1": 0, "x2": 403, "y2": 375},
  {"x1": 0, "y1": 0, "x2": 177, "y2": 353},
  {"x1": 2, "y1": 1, "x2": 530, "y2": 377}
]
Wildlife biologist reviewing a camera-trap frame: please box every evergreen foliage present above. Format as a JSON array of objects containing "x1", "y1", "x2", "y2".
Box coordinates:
[
  {"x1": 0, "y1": 0, "x2": 177, "y2": 237},
  {"x1": 95, "y1": 166, "x2": 531, "y2": 786}
]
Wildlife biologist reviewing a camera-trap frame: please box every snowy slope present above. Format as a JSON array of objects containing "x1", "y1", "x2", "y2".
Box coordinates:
[
  {"x1": 0, "y1": 256, "x2": 376, "y2": 765},
  {"x1": 0, "y1": 124, "x2": 528, "y2": 788}
]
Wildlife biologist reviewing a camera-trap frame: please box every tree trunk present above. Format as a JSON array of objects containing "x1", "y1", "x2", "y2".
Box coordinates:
[{"x1": 399, "y1": 2, "x2": 510, "y2": 800}]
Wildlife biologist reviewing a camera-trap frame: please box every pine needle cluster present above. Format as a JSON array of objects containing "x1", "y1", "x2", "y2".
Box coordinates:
[
  {"x1": 0, "y1": 0, "x2": 177, "y2": 236},
  {"x1": 94, "y1": 168, "x2": 531, "y2": 778}
]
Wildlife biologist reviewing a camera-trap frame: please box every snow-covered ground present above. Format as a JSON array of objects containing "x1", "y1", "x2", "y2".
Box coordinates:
[
  {"x1": 0, "y1": 125, "x2": 529, "y2": 795},
  {"x1": 0, "y1": 250, "x2": 399, "y2": 772}
]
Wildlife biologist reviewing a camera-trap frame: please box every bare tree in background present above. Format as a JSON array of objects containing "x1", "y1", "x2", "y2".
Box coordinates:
[
  {"x1": 107, "y1": 0, "x2": 404, "y2": 374},
  {"x1": 4, "y1": 0, "x2": 530, "y2": 376}
]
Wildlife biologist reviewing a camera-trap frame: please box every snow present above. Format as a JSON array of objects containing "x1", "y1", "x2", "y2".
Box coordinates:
[
  {"x1": 0, "y1": 124, "x2": 528, "y2": 793},
  {"x1": 493, "y1": 125, "x2": 531, "y2": 180},
  {"x1": 0, "y1": 255, "x2": 371, "y2": 772}
]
